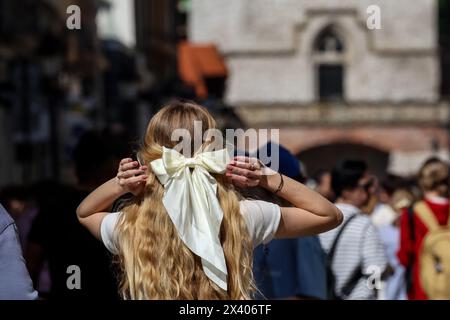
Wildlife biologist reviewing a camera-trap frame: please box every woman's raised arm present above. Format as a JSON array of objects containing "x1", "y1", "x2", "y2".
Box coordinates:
[
  {"x1": 76, "y1": 158, "x2": 147, "y2": 238},
  {"x1": 226, "y1": 156, "x2": 343, "y2": 238}
]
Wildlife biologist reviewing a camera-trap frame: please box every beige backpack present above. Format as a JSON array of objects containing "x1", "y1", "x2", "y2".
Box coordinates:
[{"x1": 414, "y1": 201, "x2": 450, "y2": 299}]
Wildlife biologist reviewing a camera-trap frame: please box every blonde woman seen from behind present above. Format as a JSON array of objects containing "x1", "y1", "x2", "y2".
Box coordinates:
[{"x1": 76, "y1": 101, "x2": 343, "y2": 300}]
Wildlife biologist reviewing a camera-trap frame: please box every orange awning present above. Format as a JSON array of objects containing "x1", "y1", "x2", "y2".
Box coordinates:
[{"x1": 178, "y1": 41, "x2": 228, "y2": 99}]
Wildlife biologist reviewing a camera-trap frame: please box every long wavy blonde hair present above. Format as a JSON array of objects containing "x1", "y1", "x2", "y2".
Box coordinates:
[{"x1": 115, "y1": 101, "x2": 256, "y2": 299}]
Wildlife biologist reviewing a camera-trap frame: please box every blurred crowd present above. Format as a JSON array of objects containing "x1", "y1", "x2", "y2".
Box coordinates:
[
  {"x1": 0, "y1": 127, "x2": 449, "y2": 300},
  {"x1": 249, "y1": 147, "x2": 449, "y2": 300}
]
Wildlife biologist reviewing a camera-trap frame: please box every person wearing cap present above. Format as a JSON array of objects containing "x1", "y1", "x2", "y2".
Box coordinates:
[{"x1": 252, "y1": 142, "x2": 328, "y2": 300}]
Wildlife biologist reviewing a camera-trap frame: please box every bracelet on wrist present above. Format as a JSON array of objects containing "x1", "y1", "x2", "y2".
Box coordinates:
[{"x1": 274, "y1": 172, "x2": 284, "y2": 194}]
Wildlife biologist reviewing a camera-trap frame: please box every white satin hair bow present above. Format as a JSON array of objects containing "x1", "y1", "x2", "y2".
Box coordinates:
[{"x1": 150, "y1": 146, "x2": 231, "y2": 290}]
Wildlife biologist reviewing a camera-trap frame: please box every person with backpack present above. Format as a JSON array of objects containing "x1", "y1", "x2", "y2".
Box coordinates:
[
  {"x1": 397, "y1": 157, "x2": 450, "y2": 300},
  {"x1": 319, "y1": 160, "x2": 388, "y2": 299}
]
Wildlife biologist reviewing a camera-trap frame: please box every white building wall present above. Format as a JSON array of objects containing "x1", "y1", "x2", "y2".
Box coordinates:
[{"x1": 189, "y1": 0, "x2": 439, "y2": 105}]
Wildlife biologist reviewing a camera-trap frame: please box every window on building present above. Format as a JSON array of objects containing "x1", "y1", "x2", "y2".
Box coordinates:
[
  {"x1": 313, "y1": 26, "x2": 346, "y2": 102},
  {"x1": 318, "y1": 65, "x2": 343, "y2": 101}
]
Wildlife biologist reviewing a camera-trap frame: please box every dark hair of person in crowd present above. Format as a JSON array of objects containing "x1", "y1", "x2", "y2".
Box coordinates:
[
  {"x1": 380, "y1": 174, "x2": 402, "y2": 197},
  {"x1": 331, "y1": 160, "x2": 368, "y2": 198},
  {"x1": 377, "y1": 174, "x2": 405, "y2": 203},
  {"x1": 313, "y1": 168, "x2": 335, "y2": 202}
]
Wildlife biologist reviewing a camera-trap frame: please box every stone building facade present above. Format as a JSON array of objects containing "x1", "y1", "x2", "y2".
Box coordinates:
[{"x1": 189, "y1": 0, "x2": 449, "y2": 176}]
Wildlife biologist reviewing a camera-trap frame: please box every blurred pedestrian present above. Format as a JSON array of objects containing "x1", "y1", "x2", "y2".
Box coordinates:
[
  {"x1": 320, "y1": 159, "x2": 388, "y2": 299},
  {"x1": 313, "y1": 169, "x2": 335, "y2": 202},
  {"x1": 371, "y1": 175, "x2": 402, "y2": 228},
  {"x1": 26, "y1": 129, "x2": 130, "y2": 299},
  {"x1": 0, "y1": 203, "x2": 38, "y2": 300},
  {"x1": 397, "y1": 157, "x2": 450, "y2": 300},
  {"x1": 0, "y1": 186, "x2": 37, "y2": 249},
  {"x1": 377, "y1": 188, "x2": 414, "y2": 300}
]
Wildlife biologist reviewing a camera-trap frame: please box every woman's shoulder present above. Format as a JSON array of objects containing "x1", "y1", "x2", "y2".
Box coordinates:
[
  {"x1": 100, "y1": 212, "x2": 122, "y2": 254},
  {"x1": 238, "y1": 199, "x2": 281, "y2": 247},
  {"x1": 239, "y1": 199, "x2": 279, "y2": 215}
]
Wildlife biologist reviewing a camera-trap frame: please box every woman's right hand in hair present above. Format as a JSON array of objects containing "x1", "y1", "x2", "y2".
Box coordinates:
[
  {"x1": 227, "y1": 156, "x2": 343, "y2": 237},
  {"x1": 116, "y1": 158, "x2": 148, "y2": 196}
]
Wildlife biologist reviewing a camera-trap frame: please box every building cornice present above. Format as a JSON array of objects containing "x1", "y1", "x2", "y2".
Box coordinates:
[{"x1": 233, "y1": 102, "x2": 450, "y2": 128}]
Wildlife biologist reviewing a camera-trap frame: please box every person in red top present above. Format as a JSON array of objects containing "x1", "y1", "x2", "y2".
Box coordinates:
[{"x1": 397, "y1": 157, "x2": 450, "y2": 300}]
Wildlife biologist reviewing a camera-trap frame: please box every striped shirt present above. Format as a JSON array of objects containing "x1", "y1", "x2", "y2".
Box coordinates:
[{"x1": 319, "y1": 203, "x2": 387, "y2": 300}]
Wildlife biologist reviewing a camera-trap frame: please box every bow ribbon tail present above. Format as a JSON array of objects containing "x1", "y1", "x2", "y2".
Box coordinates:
[{"x1": 150, "y1": 147, "x2": 231, "y2": 291}]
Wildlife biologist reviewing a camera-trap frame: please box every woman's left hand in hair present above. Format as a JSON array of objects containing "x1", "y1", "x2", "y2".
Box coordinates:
[{"x1": 225, "y1": 156, "x2": 266, "y2": 188}]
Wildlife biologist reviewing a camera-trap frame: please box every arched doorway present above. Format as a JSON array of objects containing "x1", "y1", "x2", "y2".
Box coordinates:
[{"x1": 298, "y1": 143, "x2": 389, "y2": 178}]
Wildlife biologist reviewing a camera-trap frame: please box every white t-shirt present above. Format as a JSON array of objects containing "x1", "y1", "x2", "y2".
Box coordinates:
[{"x1": 100, "y1": 199, "x2": 281, "y2": 255}]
